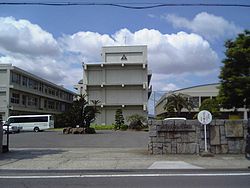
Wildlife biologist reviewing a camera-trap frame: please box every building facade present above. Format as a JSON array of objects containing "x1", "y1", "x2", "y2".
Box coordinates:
[
  {"x1": 0, "y1": 64, "x2": 75, "y2": 121},
  {"x1": 155, "y1": 83, "x2": 249, "y2": 119},
  {"x1": 82, "y1": 45, "x2": 151, "y2": 125}
]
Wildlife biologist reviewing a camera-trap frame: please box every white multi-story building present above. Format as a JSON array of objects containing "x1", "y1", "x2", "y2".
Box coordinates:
[
  {"x1": 0, "y1": 64, "x2": 75, "y2": 121},
  {"x1": 81, "y1": 45, "x2": 152, "y2": 125}
]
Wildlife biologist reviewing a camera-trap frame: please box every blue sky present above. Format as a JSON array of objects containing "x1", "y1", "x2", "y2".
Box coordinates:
[{"x1": 0, "y1": 0, "x2": 249, "y2": 113}]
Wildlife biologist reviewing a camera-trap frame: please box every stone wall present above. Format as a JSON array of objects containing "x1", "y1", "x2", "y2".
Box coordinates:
[{"x1": 148, "y1": 120, "x2": 249, "y2": 155}]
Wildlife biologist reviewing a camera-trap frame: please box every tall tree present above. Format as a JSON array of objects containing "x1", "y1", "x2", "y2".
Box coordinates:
[
  {"x1": 163, "y1": 93, "x2": 194, "y2": 117},
  {"x1": 218, "y1": 30, "x2": 250, "y2": 115}
]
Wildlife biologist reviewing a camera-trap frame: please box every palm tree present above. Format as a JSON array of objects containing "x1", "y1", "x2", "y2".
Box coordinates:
[{"x1": 163, "y1": 93, "x2": 194, "y2": 117}]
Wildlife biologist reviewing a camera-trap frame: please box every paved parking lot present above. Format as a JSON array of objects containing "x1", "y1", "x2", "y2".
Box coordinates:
[{"x1": 3, "y1": 130, "x2": 149, "y2": 148}]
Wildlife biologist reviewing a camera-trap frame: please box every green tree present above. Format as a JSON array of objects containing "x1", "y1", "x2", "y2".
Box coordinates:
[
  {"x1": 199, "y1": 98, "x2": 221, "y2": 118},
  {"x1": 114, "y1": 109, "x2": 124, "y2": 130},
  {"x1": 54, "y1": 94, "x2": 100, "y2": 128},
  {"x1": 218, "y1": 30, "x2": 250, "y2": 116},
  {"x1": 163, "y1": 93, "x2": 194, "y2": 117}
]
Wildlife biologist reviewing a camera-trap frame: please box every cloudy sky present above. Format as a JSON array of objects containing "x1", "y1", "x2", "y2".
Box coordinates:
[{"x1": 0, "y1": 0, "x2": 249, "y2": 113}]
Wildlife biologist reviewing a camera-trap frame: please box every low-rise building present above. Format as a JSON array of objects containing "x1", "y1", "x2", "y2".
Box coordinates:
[
  {"x1": 0, "y1": 64, "x2": 75, "y2": 121},
  {"x1": 155, "y1": 83, "x2": 249, "y2": 119},
  {"x1": 82, "y1": 45, "x2": 152, "y2": 125}
]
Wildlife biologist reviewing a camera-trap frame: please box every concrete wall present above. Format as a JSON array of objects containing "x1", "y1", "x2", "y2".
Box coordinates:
[
  {"x1": 94, "y1": 106, "x2": 147, "y2": 125},
  {"x1": 84, "y1": 46, "x2": 149, "y2": 125},
  {"x1": 148, "y1": 120, "x2": 248, "y2": 154},
  {"x1": 102, "y1": 45, "x2": 147, "y2": 63}
]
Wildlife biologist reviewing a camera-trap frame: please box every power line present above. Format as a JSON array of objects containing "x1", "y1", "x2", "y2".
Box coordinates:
[{"x1": 0, "y1": 2, "x2": 250, "y2": 9}]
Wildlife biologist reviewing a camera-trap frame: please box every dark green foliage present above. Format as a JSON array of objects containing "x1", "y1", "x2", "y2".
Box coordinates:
[
  {"x1": 120, "y1": 124, "x2": 128, "y2": 131},
  {"x1": 126, "y1": 114, "x2": 147, "y2": 130},
  {"x1": 218, "y1": 30, "x2": 250, "y2": 110},
  {"x1": 85, "y1": 127, "x2": 96, "y2": 134},
  {"x1": 114, "y1": 109, "x2": 124, "y2": 130},
  {"x1": 54, "y1": 94, "x2": 100, "y2": 128},
  {"x1": 163, "y1": 93, "x2": 194, "y2": 117},
  {"x1": 199, "y1": 98, "x2": 221, "y2": 118}
]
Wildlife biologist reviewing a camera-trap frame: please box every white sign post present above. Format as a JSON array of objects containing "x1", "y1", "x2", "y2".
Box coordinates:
[{"x1": 198, "y1": 110, "x2": 212, "y2": 152}]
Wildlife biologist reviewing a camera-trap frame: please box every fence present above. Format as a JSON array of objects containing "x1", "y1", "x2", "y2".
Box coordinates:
[{"x1": 148, "y1": 119, "x2": 248, "y2": 154}]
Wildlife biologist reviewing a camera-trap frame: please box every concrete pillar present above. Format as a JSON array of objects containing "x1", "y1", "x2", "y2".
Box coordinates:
[{"x1": 0, "y1": 121, "x2": 3, "y2": 153}]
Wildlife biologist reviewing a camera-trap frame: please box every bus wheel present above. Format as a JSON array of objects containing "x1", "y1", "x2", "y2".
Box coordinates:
[{"x1": 34, "y1": 127, "x2": 40, "y2": 132}]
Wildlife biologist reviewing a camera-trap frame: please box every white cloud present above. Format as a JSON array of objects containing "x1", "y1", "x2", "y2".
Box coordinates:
[
  {"x1": 59, "y1": 32, "x2": 115, "y2": 62},
  {"x1": 0, "y1": 16, "x2": 219, "y2": 92},
  {"x1": 61, "y1": 28, "x2": 218, "y2": 75},
  {"x1": 163, "y1": 12, "x2": 242, "y2": 41},
  {"x1": 0, "y1": 17, "x2": 60, "y2": 56}
]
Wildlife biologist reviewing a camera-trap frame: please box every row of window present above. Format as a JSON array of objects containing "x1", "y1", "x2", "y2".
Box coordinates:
[
  {"x1": 11, "y1": 72, "x2": 73, "y2": 101},
  {"x1": 187, "y1": 96, "x2": 216, "y2": 108},
  {"x1": 8, "y1": 116, "x2": 48, "y2": 124},
  {"x1": 10, "y1": 92, "x2": 67, "y2": 112}
]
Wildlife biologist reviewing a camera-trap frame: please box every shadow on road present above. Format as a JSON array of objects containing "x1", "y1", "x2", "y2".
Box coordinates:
[{"x1": 0, "y1": 148, "x2": 65, "y2": 161}]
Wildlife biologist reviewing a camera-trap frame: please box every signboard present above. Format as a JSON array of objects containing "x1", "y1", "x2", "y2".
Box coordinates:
[
  {"x1": 198, "y1": 110, "x2": 212, "y2": 125},
  {"x1": 197, "y1": 110, "x2": 212, "y2": 153}
]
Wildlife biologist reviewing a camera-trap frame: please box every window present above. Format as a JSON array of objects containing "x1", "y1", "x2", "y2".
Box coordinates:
[
  {"x1": 44, "y1": 100, "x2": 47, "y2": 108},
  {"x1": 22, "y1": 76, "x2": 28, "y2": 87},
  {"x1": 39, "y1": 83, "x2": 44, "y2": 92},
  {"x1": 28, "y1": 79, "x2": 39, "y2": 90},
  {"x1": 11, "y1": 93, "x2": 20, "y2": 104},
  {"x1": 28, "y1": 96, "x2": 38, "y2": 106},
  {"x1": 11, "y1": 72, "x2": 21, "y2": 84},
  {"x1": 22, "y1": 95, "x2": 27, "y2": 106},
  {"x1": 0, "y1": 91, "x2": 6, "y2": 96},
  {"x1": 189, "y1": 97, "x2": 199, "y2": 108},
  {"x1": 48, "y1": 100, "x2": 55, "y2": 109},
  {"x1": 201, "y1": 96, "x2": 210, "y2": 104},
  {"x1": 8, "y1": 116, "x2": 48, "y2": 123}
]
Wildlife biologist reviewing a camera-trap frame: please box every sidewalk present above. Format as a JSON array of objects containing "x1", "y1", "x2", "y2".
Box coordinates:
[{"x1": 0, "y1": 148, "x2": 249, "y2": 170}]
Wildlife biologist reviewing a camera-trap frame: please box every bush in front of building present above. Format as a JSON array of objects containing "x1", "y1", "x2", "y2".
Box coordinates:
[{"x1": 126, "y1": 114, "x2": 147, "y2": 131}]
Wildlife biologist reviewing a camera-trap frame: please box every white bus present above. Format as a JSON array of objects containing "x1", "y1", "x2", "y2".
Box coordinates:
[{"x1": 6, "y1": 115, "x2": 54, "y2": 132}]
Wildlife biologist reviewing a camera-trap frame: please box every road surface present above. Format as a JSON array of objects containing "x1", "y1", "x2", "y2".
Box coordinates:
[{"x1": 0, "y1": 169, "x2": 249, "y2": 188}]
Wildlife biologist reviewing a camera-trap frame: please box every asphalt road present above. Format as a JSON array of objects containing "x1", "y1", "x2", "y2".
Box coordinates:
[
  {"x1": 0, "y1": 170, "x2": 250, "y2": 188},
  {"x1": 3, "y1": 130, "x2": 148, "y2": 148}
]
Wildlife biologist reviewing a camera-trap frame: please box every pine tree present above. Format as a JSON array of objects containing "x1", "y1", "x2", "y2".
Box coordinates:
[
  {"x1": 218, "y1": 30, "x2": 250, "y2": 114},
  {"x1": 115, "y1": 109, "x2": 124, "y2": 130}
]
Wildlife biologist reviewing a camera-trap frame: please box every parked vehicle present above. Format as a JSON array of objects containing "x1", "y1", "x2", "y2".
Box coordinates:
[
  {"x1": 5, "y1": 115, "x2": 54, "y2": 132},
  {"x1": 2, "y1": 124, "x2": 21, "y2": 134}
]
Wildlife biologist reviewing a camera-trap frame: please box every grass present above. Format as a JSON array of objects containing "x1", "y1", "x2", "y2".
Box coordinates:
[
  {"x1": 90, "y1": 124, "x2": 115, "y2": 130},
  {"x1": 50, "y1": 125, "x2": 115, "y2": 131},
  {"x1": 49, "y1": 128, "x2": 63, "y2": 131}
]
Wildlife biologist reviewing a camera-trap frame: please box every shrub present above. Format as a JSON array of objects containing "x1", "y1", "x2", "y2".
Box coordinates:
[
  {"x1": 120, "y1": 124, "x2": 128, "y2": 131},
  {"x1": 126, "y1": 114, "x2": 147, "y2": 130},
  {"x1": 85, "y1": 127, "x2": 96, "y2": 134}
]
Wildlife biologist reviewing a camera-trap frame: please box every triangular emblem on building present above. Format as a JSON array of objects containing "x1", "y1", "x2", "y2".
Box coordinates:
[{"x1": 121, "y1": 54, "x2": 127, "y2": 61}]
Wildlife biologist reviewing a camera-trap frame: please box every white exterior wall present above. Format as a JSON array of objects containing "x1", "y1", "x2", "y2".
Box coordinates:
[
  {"x1": 94, "y1": 106, "x2": 147, "y2": 125},
  {"x1": 84, "y1": 45, "x2": 149, "y2": 125},
  {"x1": 155, "y1": 84, "x2": 219, "y2": 116}
]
